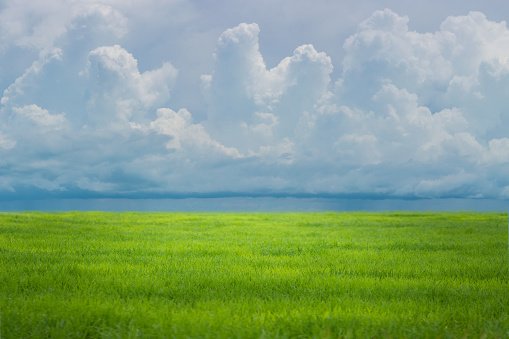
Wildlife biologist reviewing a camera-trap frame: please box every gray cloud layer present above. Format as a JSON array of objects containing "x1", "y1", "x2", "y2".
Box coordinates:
[{"x1": 1, "y1": 3, "x2": 509, "y2": 199}]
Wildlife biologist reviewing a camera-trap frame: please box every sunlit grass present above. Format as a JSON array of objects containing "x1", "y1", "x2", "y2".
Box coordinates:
[{"x1": 0, "y1": 212, "x2": 507, "y2": 338}]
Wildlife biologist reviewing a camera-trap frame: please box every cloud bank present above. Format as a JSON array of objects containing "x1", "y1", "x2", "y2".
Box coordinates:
[{"x1": 1, "y1": 6, "x2": 509, "y2": 199}]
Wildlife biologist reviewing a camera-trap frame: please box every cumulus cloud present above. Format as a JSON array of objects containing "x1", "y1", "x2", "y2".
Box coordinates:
[
  {"x1": 201, "y1": 23, "x2": 333, "y2": 152},
  {"x1": 338, "y1": 9, "x2": 509, "y2": 137},
  {"x1": 0, "y1": 0, "x2": 127, "y2": 52},
  {"x1": 151, "y1": 108, "x2": 241, "y2": 158},
  {"x1": 1, "y1": 48, "x2": 63, "y2": 106},
  {"x1": 1, "y1": 7, "x2": 509, "y2": 200},
  {"x1": 12, "y1": 104, "x2": 66, "y2": 129},
  {"x1": 307, "y1": 9, "x2": 509, "y2": 198},
  {"x1": 85, "y1": 45, "x2": 178, "y2": 128}
]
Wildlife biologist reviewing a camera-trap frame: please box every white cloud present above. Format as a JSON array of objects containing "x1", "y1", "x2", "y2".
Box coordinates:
[
  {"x1": 0, "y1": 132, "x2": 16, "y2": 150},
  {"x1": 485, "y1": 138, "x2": 509, "y2": 164},
  {"x1": 1, "y1": 48, "x2": 63, "y2": 105},
  {"x1": 415, "y1": 171, "x2": 477, "y2": 198},
  {"x1": 202, "y1": 23, "x2": 333, "y2": 153},
  {"x1": 85, "y1": 45, "x2": 178, "y2": 128},
  {"x1": 316, "y1": 9, "x2": 509, "y2": 198},
  {"x1": 70, "y1": 4, "x2": 128, "y2": 40},
  {"x1": 13, "y1": 104, "x2": 66, "y2": 129},
  {"x1": 339, "y1": 10, "x2": 509, "y2": 135},
  {"x1": 334, "y1": 133, "x2": 380, "y2": 165},
  {"x1": 0, "y1": 0, "x2": 127, "y2": 51},
  {"x1": 1, "y1": 7, "x2": 509, "y2": 200},
  {"x1": 150, "y1": 108, "x2": 241, "y2": 158}
]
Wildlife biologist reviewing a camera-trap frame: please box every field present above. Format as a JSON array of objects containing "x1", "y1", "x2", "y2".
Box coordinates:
[{"x1": 0, "y1": 212, "x2": 508, "y2": 338}]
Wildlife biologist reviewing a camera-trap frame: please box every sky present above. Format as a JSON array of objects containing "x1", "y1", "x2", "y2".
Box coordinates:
[{"x1": 1, "y1": 0, "x2": 509, "y2": 201}]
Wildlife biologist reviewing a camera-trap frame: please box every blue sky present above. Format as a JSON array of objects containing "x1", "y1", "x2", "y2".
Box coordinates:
[{"x1": 1, "y1": 0, "x2": 509, "y2": 201}]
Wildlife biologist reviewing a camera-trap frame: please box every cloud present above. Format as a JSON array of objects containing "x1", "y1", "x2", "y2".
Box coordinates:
[
  {"x1": 201, "y1": 23, "x2": 333, "y2": 153},
  {"x1": 150, "y1": 108, "x2": 241, "y2": 158},
  {"x1": 85, "y1": 45, "x2": 178, "y2": 128},
  {"x1": 313, "y1": 9, "x2": 509, "y2": 198},
  {"x1": 1, "y1": 7, "x2": 509, "y2": 200},
  {"x1": 485, "y1": 138, "x2": 509, "y2": 164},
  {"x1": 1, "y1": 48, "x2": 63, "y2": 106},
  {"x1": 0, "y1": 7, "x2": 242, "y2": 197},
  {"x1": 0, "y1": 0, "x2": 127, "y2": 51},
  {"x1": 12, "y1": 104, "x2": 66, "y2": 129},
  {"x1": 0, "y1": 132, "x2": 16, "y2": 150},
  {"x1": 414, "y1": 171, "x2": 477, "y2": 198},
  {"x1": 339, "y1": 9, "x2": 509, "y2": 137}
]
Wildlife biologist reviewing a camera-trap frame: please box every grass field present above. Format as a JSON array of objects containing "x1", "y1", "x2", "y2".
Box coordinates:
[{"x1": 0, "y1": 212, "x2": 508, "y2": 338}]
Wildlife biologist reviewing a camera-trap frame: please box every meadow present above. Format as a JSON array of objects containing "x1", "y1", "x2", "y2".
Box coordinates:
[{"x1": 0, "y1": 211, "x2": 507, "y2": 338}]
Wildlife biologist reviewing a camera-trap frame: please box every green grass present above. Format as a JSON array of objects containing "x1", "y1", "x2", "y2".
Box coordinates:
[{"x1": 0, "y1": 211, "x2": 507, "y2": 338}]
